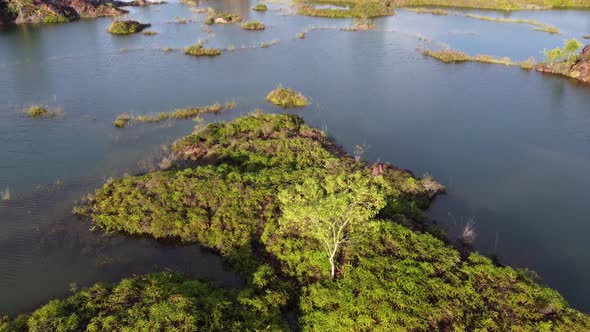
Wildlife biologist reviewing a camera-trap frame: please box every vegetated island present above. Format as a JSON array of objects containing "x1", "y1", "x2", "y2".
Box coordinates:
[
  {"x1": 422, "y1": 40, "x2": 590, "y2": 85},
  {"x1": 107, "y1": 20, "x2": 151, "y2": 34},
  {"x1": 2, "y1": 112, "x2": 589, "y2": 331},
  {"x1": 0, "y1": 0, "x2": 124, "y2": 25},
  {"x1": 266, "y1": 86, "x2": 309, "y2": 108},
  {"x1": 114, "y1": 102, "x2": 234, "y2": 128},
  {"x1": 204, "y1": 7, "x2": 242, "y2": 25}
]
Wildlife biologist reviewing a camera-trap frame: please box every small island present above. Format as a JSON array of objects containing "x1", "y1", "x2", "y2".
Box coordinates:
[{"x1": 107, "y1": 20, "x2": 151, "y2": 34}]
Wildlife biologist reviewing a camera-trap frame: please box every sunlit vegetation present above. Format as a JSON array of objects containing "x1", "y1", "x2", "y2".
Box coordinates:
[
  {"x1": 260, "y1": 39, "x2": 280, "y2": 48},
  {"x1": 107, "y1": 20, "x2": 151, "y2": 34},
  {"x1": 112, "y1": 102, "x2": 235, "y2": 128},
  {"x1": 463, "y1": 13, "x2": 559, "y2": 34},
  {"x1": 296, "y1": 31, "x2": 306, "y2": 38},
  {"x1": 204, "y1": 8, "x2": 242, "y2": 25},
  {"x1": 406, "y1": 7, "x2": 448, "y2": 14},
  {"x1": 422, "y1": 49, "x2": 518, "y2": 66},
  {"x1": 0, "y1": 271, "x2": 288, "y2": 331},
  {"x1": 4, "y1": 113, "x2": 589, "y2": 329},
  {"x1": 241, "y1": 20, "x2": 265, "y2": 30},
  {"x1": 141, "y1": 30, "x2": 157, "y2": 35},
  {"x1": 266, "y1": 86, "x2": 309, "y2": 108},
  {"x1": 184, "y1": 42, "x2": 222, "y2": 56},
  {"x1": 297, "y1": 0, "x2": 394, "y2": 18},
  {"x1": 538, "y1": 38, "x2": 584, "y2": 75},
  {"x1": 519, "y1": 57, "x2": 537, "y2": 69},
  {"x1": 252, "y1": 2, "x2": 268, "y2": 11},
  {"x1": 394, "y1": 0, "x2": 590, "y2": 10},
  {"x1": 23, "y1": 105, "x2": 63, "y2": 118}
]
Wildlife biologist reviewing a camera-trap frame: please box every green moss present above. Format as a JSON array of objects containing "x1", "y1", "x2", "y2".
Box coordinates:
[
  {"x1": 252, "y1": 2, "x2": 268, "y2": 10},
  {"x1": 107, "y1": 21, "x2": 151, "y2": 35},
  {"x1": 241, "y1": 20, "x2": 265, "y2": 30},
  {"x1": 266, "y1": 86, "x2": 309, "y2": 108},
  {"x1": 184, "y1": 43, "x2": 222, "y2": 56}
]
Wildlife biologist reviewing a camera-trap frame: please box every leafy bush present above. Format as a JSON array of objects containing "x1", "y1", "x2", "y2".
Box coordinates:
[{"x1": 184, "y1": 43, "x2": 222, "y2": 56}]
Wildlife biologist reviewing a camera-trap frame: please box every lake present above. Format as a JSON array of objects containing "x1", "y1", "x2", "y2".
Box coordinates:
[{"x1": 1, "y1": 0, "x2": 589, "y2": 314}]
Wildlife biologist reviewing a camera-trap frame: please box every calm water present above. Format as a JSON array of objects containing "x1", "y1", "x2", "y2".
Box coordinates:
[{"x1": 1, "y1": 0, "x2": 590, "y2": 314}]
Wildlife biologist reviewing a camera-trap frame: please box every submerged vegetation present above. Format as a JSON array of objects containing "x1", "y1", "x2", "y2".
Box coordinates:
[
  {"x1": 2, "y1": 113, "x2": 582, "y2": 330},
  {"x1": 463, "y1": 13, "x2": 559, "y2": 34},
  {"x1": 266, "y1": 86, "x2": 310, "y2": 108},
  {"x1": 184, "y1": 42, "x2": 222, "y2": 57},
  {"x1": 107, "y1": 20, "x2": 151, "y2": 34},
  {"x1": 113, "y1": 102, "x2": 235, "y2": 128},
  {"x1": 23, "y1": 105, "x2": 63, "y2": 118},
  {"x1": 241, "y1": 20, "x2": 265, "y2": 30},
  {"x1": 252, "y1": 2, "x2": 268, "y2": 11}
]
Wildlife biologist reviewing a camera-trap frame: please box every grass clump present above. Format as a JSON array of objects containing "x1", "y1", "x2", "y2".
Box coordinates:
[
  {"x1": 56, "y1": 113, "x2": 590, "y2": 331},
  {"x1": 296, "y1": 31, "x2": 306, "y2": 38},
  {"x1": 407, "y1": 7, "x2": 448, "y2": 14},
  {"x1": 113, "y1": 102, "x2": 235, "y2": 128},
  {"x1": 266, "y1": 86, "x2": 309, "y2": 108},
  {"x1": 463, "y1": 14, "x2": 559, "y2": 34},
  {"x1": 113, "y1": 114, "x2": 131, "y2": 128},
  {"x1": 297, "y1": 0, "x2": 393, "y2": 18},
  {"x1": 252, "y1": 2, "x2": 268, "y2": 11},
  {"x1": 107, "y1": 20, "x2": 151, "y2": 34},
  {"x1": 23, "y1": 105, "x2": 63, "y2": 118},
  {"x1": 142, "y1": 30, "x2": 158, "y2": 35},
  {"x1": 241, "y1": 20, "x2": 265, "y2": 30},
  {"x1": 184, "y1": 43, "x2": 222, "y2": 56},
  {"x1": 423, "y1": 49, "x2": 516, "y2": 66}
]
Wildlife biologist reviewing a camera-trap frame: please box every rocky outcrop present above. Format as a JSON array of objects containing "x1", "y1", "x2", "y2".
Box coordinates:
[
  {"x1": 570, "y1": 45, "x2": 590, "y2": 83},
  {"x1": 535, "y1": 44, "x2": 590, "y2": 85},
  {"x1": 0, "y1": 0, "x2": 124, "y2": 25}
]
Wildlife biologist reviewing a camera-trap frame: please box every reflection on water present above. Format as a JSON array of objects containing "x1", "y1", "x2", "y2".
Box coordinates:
[{"x1": 1, "y1": 0, "x2": 590, "y2": 313}]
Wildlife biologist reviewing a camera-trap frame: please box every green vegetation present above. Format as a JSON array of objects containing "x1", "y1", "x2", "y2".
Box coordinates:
[
  {"x1": 394, "y1": 0, "x2": 590, "y2": 10},
  {"x1": 4, "y1": 113, "x2": 589, "y2": 330},
  {"x1": 543, "y1": 38, "x2": 582, "y2": 67},
  {"x1": 266, "y1": 86, "x2": 309, "y2": 108},
  {"x1": 0, "y1": 271, "x2": 288, "y2": 331},
  {"x1": 463, "y1": 13, "x2": 559, "y2": 34},
  {"x1": 296, "y1": 31, "x2": 306, "y2": 38},
  {"x1": 422, "y1": 49, "x2": 518, "y2": 66},
  {"x1": 252, "y1": 2, "x2": 268, "y2": 11},
  {"x1": 297, "y1": 0, "x2": 393, "y2": 18},
  {"x1": 141, "y1": 30, "x2": 157, "y2": 35},
  {"x1": 204, "y1": 8, "x2": 242, "y2": 25},
  {"x1": 107, "y1": 20, "x2": 151, "y2": 34},
  {"x1": 241, "y1": 20, "x2": 265, "y2": 30},
  {"x1": 113, "y1": 103, "x2": 234, "y2": 128},
  {"x1": 43, "y1": 13, "x2": 71, "y2": 24},
  {"x1": 406, "y1": 7, "x2": 448, "y2": 14},
  {"x1": 23, "y1": 105, "x2": 63, "y2": 118},
  {"x1": 184, "y1": 43, "x2": 222, "y2": 57}
]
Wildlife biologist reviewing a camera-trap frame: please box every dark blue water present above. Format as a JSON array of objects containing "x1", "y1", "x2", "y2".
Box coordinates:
[{"x1": 1, "y1": 1, "x2": 589, "y2": 314}]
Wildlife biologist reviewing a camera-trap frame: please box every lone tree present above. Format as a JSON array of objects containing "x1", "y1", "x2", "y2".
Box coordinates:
[{"x1": 278, "y1": 172, "x2": 386, "y2": 279}]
